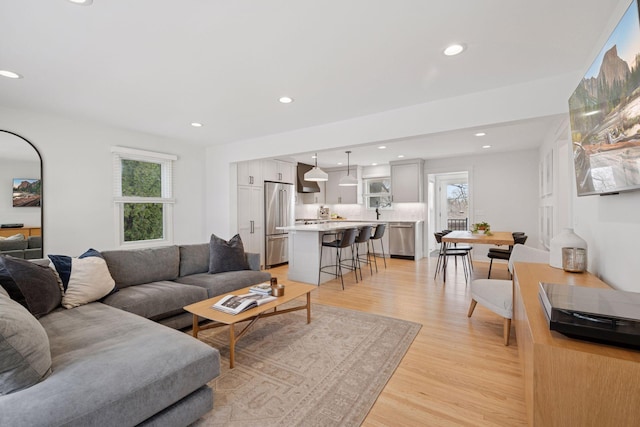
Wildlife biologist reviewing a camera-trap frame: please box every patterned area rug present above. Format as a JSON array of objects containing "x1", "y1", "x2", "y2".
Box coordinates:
[{"x1": 191, "y1": 303, "x2": 420, "y2": 427}]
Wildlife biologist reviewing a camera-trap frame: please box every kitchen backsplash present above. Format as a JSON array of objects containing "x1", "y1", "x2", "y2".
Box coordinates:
[{"x1": 295, "y1": 202, "x2": 425, "y2": 221}]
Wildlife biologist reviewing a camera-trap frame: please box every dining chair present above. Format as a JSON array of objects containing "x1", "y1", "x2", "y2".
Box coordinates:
[
  {"x1": 467, "y1": 244, "x2": 549, "y2": 345},
  {"x1": 433, "y1": 232, "x2": 471, "y2": 283},
  {"x1": 488, "y1": 232, "x2": 526, "y2": 256},
  {"x1": 487, "y1": 234, "x2": 528, "y2": 278}
]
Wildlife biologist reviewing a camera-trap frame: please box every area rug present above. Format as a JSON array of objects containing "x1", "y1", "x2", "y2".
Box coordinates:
[{"x1": 191, "y1": 303, "x2": 421, "y2": 427}]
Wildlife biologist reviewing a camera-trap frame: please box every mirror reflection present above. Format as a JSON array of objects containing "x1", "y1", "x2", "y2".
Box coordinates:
[{"x1": 0, "y1": 130, "x2": 43, "y2": 258}]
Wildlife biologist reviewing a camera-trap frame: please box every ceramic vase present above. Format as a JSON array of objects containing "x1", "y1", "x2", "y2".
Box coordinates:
[{"x1": 549, "y1": 228, "x2": 587, "y2": 269}]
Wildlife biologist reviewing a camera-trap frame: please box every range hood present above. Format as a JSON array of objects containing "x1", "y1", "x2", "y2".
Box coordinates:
[{"x1": 296, "y1": 163, "x2": 321, "y2": 193}]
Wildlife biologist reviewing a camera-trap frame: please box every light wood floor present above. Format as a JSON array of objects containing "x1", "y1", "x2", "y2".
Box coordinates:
[{"x1": 268, "y1": 255, "x2": 527, "y2": 426}]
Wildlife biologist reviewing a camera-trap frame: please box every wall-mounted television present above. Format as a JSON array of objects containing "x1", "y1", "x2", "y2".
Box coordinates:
[
  {"x1": 12, "y1": 178, "x2": 41, "y2": 207},
  {"x1": 569, "y1": 0, "x2": 640, "y2": 196}
]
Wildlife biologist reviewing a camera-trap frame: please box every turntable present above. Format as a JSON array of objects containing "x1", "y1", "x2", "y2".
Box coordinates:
[{"x1": 538, "y1": 282, "x2": 640, "y2": 349}]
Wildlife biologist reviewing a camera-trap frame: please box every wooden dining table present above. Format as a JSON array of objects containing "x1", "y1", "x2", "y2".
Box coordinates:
[
  {"x1": 439, "y1": 231, "x2": 515, "y2": 281},
  {"x1": 441, "y1": 230, "x2": 514, "y2": 246}
]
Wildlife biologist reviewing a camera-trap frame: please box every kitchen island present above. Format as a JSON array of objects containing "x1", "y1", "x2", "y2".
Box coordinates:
[{"x1": 277, "y1": 222, "x2": 382, "y2": 285}]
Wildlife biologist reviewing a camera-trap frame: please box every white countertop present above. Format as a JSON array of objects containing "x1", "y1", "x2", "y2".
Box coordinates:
[{"x1": 279, "y1": 221, "x2": 381, "y2": 232}]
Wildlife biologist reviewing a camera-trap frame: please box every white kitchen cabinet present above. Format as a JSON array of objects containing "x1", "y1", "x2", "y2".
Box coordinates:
[
  {"x1": 263, "y1": 159, "x2": 295, "y2": 183},
  {"x1": 390, "y1": 159, "x2": 424, "y2": 203},
  {"x1": 325, "y1": 167, "x2": 362, "y2": 204},
  {"x1": 301, "y1": 180, "x2": 326, "y2": 204},
  {"x1": 237, "y1": 185, "x2": 264, "y2": 266},
  {"x1": 237, "y1": 159, "x2": 263, "y2": 187}
]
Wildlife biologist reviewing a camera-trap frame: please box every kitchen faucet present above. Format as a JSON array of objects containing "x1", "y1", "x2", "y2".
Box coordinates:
[{"x1": 375, "y1": 207, "x2": 381, "y2": 220}]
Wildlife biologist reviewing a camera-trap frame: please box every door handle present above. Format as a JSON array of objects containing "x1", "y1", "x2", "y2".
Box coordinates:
[{"x1": 250, "y1": 220, "x2": 254, "y2": 234}]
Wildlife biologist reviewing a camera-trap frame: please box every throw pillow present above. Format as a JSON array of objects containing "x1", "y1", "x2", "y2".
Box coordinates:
[
  {"x1": 209, "y1": 233, "x2": 250, "y2": 274},
  {"x1": 0, "y1": 293, "x2": 52, "y2": 395},
  {"x1": 48, "y1": 249, "x2": 117, "y2": 309},
  {"x1": 4, "y1": 234, "x2": 25, "y2": 241},
  {"x1": 0, "y1": 255, "x2": 61, "y2": 318}
]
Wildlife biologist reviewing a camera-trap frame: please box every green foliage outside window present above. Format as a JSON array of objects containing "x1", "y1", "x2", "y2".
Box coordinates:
[
  {"x1": 122, "y1": 160, "x2": 161, "y2": 197},
  {"x1": 123, "y1": 203, "x2": 163, "y2": 241},
  {"x1": 121, "y1": 160, "x2": 163, "y2": 241}
]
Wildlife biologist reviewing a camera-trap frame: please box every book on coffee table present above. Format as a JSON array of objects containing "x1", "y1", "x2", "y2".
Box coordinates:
[
  {"x1": 212, "y1": 293, "x2": 277, "y2": 315},
  {"x1": 249, "y1": 282, "x2": 273, "y2": 295}
]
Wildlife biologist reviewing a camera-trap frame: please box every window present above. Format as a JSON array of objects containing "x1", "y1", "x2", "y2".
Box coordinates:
[
  {"x1": 112, "y1": 147, "x2": 177, "y2": 246},
  {"x1": 363, "y1": 177, "x2": 392, "y2": 209}
]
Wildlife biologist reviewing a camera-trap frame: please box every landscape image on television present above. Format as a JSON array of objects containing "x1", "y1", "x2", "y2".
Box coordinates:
[
  {"x1": 569, "y1": 0, "x2": 640, "y2": 196},
  {"x1": 13, "y1": 178, "x2": 41, "y2": 207}
]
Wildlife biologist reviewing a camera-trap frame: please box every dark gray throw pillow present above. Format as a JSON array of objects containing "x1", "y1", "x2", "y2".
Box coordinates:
[
  {"x1": 0, "y1": 293, "x2": 52, "y2": 395},
  {"x1": 0, "y1": 256, "x2": 61, "y2": 318},
  {"x1": 209, "y1": 234, "x2": 250, "y2": 274}
]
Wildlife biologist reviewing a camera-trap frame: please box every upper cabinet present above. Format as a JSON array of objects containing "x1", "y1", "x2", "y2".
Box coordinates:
[
  {"x1": 263, "y1": 160, "x2": 295, "y2": 183},
  {"x1": 325, "y1": 166, "x2": 362, "y2": 204},
  {"x1": 237, "y1": 159, "x2": 263, "y2": 187},
  {"x1": 390, "y1": 159, "x2": 424, "y2": 203}
]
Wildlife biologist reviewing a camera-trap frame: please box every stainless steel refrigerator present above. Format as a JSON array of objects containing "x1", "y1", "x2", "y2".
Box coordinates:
[{"x1": 264, "y1": 181, "x2": 294, "y2": 268}]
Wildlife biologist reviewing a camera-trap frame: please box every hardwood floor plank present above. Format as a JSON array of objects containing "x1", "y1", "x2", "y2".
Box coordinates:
[{"x1": 268, "y1": 256, "x2": 526, "y2": 426}]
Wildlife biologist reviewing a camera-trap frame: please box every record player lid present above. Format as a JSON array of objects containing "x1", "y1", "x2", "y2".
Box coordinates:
[{"x1": 539, "y1": 282, "x2": 640, "y2": 322}]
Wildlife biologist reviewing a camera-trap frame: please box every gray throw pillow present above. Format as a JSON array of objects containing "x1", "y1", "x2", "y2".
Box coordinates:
[
  {"x1": 0, "y1": 255, "x2": 61, "y2": 318},
  {"x1": 0, "y1": 293, "x2": 52, "y2": 395},
  {"x1": 179, "y1": 243, "x2": 210, "y2": 276},
  {"x1": 209, "y1": 234, "x2": 250, "y2": 274}
]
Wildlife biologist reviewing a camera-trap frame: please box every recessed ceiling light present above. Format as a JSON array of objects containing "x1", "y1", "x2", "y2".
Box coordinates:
[
  {"x1": 371, "y1": 163, "x2": 378, "y2": 166},
  {"x1": 311, "y1": 155, "x2": 317, "y2": 159},
  {"x1": 279, "y1": 96, "x2": 294, "y2": 104},
  {"x1": 444, "y1": 44, "x2": 465, "y2": 56},
  {"x1": 191, "y1": 122, "x2": 203, "y2": 127},
  {"x1": 378, "y1": 146, "x2": 386, "y2": 149},
  {"x1": 337, "y1": 162, "x2": 343, "y2": 165},
  {"x1": 475, "y1": 132, "x2": 486, "y2": 137},
  {"x1": 68, "y1": 0, "x2": 93, "y2": 5},
  {"x1": 482, "y1": 145, "x2": 492, "y2": 149},
  {"x1": 0, "y1": 70, "x2": 22, "y2": 79},
  {"x1": 397, "y1": 154, "x2": 405, "y2": 158}
]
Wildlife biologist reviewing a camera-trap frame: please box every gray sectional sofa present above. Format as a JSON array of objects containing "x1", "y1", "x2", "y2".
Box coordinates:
[
  {"x1": 0, "y1": 235, "x2": 42, "y2": 259},
  {"x1": 100, "y1": 243, "x2": 271, "y2": 329},
  {"x1": 0, "y1": 241, "x2": 271, "y2": 426}
]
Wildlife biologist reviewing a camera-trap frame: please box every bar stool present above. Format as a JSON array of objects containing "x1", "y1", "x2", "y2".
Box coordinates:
[
  {"x1": 318, "y1": 227, "x2": 358, "y2": 290},
  {"x1": 354, "y1": 225, "x2": 373, "y2": 279},
  {"x1": 368, "y1": 223, "x2": 387, "y2": 271}
]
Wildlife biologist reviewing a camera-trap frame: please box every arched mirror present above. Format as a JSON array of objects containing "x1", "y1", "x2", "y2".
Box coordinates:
[{"x1": 0, "y1": 130, "x2": 43, "y2": 259}]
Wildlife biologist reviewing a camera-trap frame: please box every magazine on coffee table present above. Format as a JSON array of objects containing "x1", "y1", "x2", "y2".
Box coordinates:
[{"x1": 212, "y1": 293, "x2": 277, "y2": 315}]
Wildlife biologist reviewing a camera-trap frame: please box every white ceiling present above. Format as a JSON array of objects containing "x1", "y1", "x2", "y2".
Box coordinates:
[{"x1": 0, "y1": 0, "x2": 628, "y2": 165}]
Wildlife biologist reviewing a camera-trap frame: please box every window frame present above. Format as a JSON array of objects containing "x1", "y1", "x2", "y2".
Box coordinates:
[
  {"x1": 363, "y1": 176, "x2": 393, "y2": 210},
  {"x1": 112, "y1": 146, "x2": 177, "y2": 248}
]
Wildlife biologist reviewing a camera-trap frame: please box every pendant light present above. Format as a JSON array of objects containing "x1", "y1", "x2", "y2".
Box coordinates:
[
  {"x1": 339, "y1": 150, "x2": 358, "y2": 186},
  {"x1": 304, "y1": 153, "x2": 328, "y2": 182}
]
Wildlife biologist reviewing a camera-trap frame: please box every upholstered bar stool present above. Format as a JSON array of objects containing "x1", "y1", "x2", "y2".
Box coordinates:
[
  {"x1": 318, "y1": 227, "x2": 358, "y2": 290},
  {"x1": 368, "y1": 223, "x2": 387, "y2": 271},
  {"x1": 354, "y1": 225, "x2": 373, "y2": 279}
]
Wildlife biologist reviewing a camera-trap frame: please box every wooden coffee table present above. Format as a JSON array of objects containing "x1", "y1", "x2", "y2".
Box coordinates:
[{"x1": 184, "y1": 282, "x2": 315, "y2": 368}]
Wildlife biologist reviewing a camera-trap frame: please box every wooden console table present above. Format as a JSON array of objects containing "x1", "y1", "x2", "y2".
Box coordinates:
[
  {"x1": 513, "y1": 262, "x2": 640, "y2": 426},
  {"x1": 0, "y1": 227, "x2": 41, "y2": 238}
]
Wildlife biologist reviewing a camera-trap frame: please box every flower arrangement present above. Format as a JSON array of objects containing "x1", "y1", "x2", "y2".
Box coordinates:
[{"x1": 472, "y1": 221, "x2": 491, "y2": 234}]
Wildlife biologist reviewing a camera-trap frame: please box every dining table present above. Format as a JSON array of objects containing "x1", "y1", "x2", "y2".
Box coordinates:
[
  {"x1": 441, "y1": 230, "x2": 515, "y2": 246},
  {"x1": 439, "y1": 231, "x2": 515, "y2": 281}
]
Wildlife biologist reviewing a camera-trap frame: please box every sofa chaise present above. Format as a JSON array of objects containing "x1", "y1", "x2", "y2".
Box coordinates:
[{"x1": 0, "y1": 238, "x2": 271, "y2": 426}]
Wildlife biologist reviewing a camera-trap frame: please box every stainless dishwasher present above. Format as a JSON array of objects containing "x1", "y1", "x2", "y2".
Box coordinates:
[{"x1": 389, "y1": 222, "x2": 415, "y2": 259}]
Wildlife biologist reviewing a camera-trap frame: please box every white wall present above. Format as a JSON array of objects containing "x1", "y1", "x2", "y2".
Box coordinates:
[
  {"x1": 426, "y1": 149, "x2": 540, "y2": 259},
  {"x1": 0, "y1": 158, "x2": 41, "y2": 227},
  {"x1": 0, "y1": 106, "x2": 208, "y2": 256}
]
